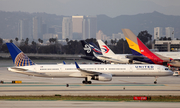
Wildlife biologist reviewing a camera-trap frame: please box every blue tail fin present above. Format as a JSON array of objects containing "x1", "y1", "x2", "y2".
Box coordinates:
[{"x1": 6, "y1": 43, "x2": 35, "y2": 66}]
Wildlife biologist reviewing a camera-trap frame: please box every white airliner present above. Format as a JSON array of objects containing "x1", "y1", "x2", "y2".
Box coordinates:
[
  {"x1": 97, "y1": 40, "x2": 180, "y2": 64},
  {"x1": 155, "y1": 52, "x2": 180, "y2": 61},
  {"x1": 6, "y1": 43, "x2": 173, "y2": 84},
  {"x1": 97, "y1": 40, "x2": 134, "y2": 64}
]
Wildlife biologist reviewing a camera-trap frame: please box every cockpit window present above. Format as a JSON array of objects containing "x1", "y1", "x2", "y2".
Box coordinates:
[{"x1": 165, "y1": 68, "x2": 169, "y2": 70}]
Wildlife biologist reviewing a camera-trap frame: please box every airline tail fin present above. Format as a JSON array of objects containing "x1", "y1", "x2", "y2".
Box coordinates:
[
  {"x1": 80, "y1": 40, "x2": 93, "y2": 56},
  {"x1": 97, "y1": 40, "x2": 115, "y2": 56},
  {"x1": 122, "y1": 29, "x2": 166, "y2": 64},
  {"x1": 88, "y1": 42, "x2": 102, "y2": 55},
  {"x1": 6, "y1": 43, "x2": 35, "y2": 66},
  {"x1": 80, "y1": 40, "x2": 102, "y2": 56},
  {"x1": 122, "y1": 29, "x2": 153, "y2": 56}
]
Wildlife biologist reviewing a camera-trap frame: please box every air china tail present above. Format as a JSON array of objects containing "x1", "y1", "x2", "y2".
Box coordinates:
[
  {"x1": 6, "y1": 43, "x2": 35, "y2": 66},
  {"x1": 122, "y1": 29, "x2": 172, "y2": 65}
]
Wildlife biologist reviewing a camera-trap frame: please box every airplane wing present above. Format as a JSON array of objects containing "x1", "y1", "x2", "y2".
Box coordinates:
[
  {"x1": 168, "y1": 61, "x2": 180, "y2": 68},
  {"x1": 10, "y1": 67, "x2": 28, "y2": 71},
  {"x1": 97, "y1": 55, "x2": 112, "y2": 59},
  {"x1": 125, "y1": 55, "x2": 147, "y2": 59},
  {"x1": 93, "y1": 52, "x2": 125, "y2": 63},
  {"x1": 98, "y1": 56, "x2": 125, "y2": 63},
  {"x1": 75, "y1": 62, "x2": 102, "y2": 76}
]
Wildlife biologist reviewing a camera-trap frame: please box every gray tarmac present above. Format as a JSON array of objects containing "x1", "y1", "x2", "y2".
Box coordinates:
[
  {"x1": 0, "y1": 101, "x2": 180, "y2": 108},
  {"x1": 1, "y1": 65, "x2": 180, "y2": 108},
  {"x1": 0, "y1": 67, "x2": 180, "y2": 96}
]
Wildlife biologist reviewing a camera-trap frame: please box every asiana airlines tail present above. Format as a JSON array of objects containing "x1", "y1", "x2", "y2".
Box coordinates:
[
  {"x1": 122, "y1": 29, "x2": 180, "y2": 68},
  {"x1": 6, "y1": 43, "x2": 173, "y2": 84}
]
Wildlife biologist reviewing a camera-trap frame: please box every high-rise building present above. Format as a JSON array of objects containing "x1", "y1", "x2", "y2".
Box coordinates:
[
  {"x1": 42, "y1": 24, "x2": 48, "y2": 35},
  {"x1": 18, "y1": 19, "x2": 32, "y2": 41},
  {"x1": 82, "y1": 17, "x2": 88, "y2": 39},
  {"x1": 32, "y1": 17, "x2": 42, "y2": 40},
  {"x1": 165, "y1": 27, "x2": 174, "y2": 40},
  {"x1": 96, "y1": 30, "x2": 108, "y2": 40},
  {"x1": 48, "y1": 28, "x2": 55, "y2": 34},
  {"x1": 62, "y1": 16, "x2": 97, "y2": 40},
  {"x1": 83, "y1": 16, "x2": 97, "y2": 39},
  {"x1": 154, "y1": 27, "x2": 163, "y2": 40},
  {"x1": 112, "y1": 32, "x2": 125, "y2": 40},
  {"x1": 62, "y1": 17, "x2": 73, "y2": 40},
  {"x1": 72, "y1": 16, "x2": 84, "y2": 39}
]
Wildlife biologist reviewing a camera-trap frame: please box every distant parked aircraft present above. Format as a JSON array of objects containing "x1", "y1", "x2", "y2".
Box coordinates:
[{"x1": 122, "y1": 29, "x2": 180, "y2": 68}]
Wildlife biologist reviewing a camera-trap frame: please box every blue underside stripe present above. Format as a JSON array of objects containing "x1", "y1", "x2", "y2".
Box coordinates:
[{"x1": 131, "y1": 49, "x2": 154, "y2": 64}]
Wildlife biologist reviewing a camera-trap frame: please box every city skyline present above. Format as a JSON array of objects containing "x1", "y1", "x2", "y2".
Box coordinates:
[
  {"x1": 1, "y1": 10, "x2": 180, "y2": 42},
  {"x1": 0, "y1": 0, "x2": 180, "y2": 17}
]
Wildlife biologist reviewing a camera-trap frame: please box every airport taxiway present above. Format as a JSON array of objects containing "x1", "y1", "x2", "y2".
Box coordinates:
[
  {"x1": 0, "y1": 67, "x2": 180, "y2": 96},
  {"x1": 1, "y1": 101, "x2": 180, "y2": 108}
]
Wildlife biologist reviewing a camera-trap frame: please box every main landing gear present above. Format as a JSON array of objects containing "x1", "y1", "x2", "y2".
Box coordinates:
[
  {"x1": 154, "y1": 77, "x2": 158, "y2": 84},
  {"x1": 82, "y1": 77, "x2": 92, "y2": 84}
]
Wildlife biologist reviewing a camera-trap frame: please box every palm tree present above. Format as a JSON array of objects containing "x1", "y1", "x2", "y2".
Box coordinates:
[
  {"x1": 0, "y1": 38, "x2": 3, "y2": 45},
  {"x1": 105, "y1": 40, "x2": 108, "y2": 45},
  {"x1": 15, "y1": 37, "x2": 18, "y2": 42},
  {"x1": 10, "y1": 39, "x2": 13, "y2": 43},
  {"x1": 15, "y1": 37, "x2": 19, "y2": 46},
  {"x1": 40, "y1": 40, "x2": 43, "y2": 43},
  {"x1": 25, "y1": 38, "x2": 29, "y2": 45},
  {"x1": 49, "y1": 38, "x2": 52, "y2": 43},
  {"x1": 66, "y1": 38, "x2": 69, "y2": 43},
  {"x1": 38, "y1": 38, "x2": 41, "y2": 43}
]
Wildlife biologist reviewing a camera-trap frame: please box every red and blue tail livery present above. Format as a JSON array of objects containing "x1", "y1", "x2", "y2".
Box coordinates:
[
  {"x1": 122, "y1": 29, "x2": 172, "y2": 65},
  {"x1": 6, "y1": 43, "x2": 35, "y2": 66}
]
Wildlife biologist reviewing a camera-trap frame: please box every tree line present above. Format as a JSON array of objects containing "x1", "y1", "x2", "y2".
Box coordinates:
[{"x1": 0, "y1": 31, "x2": 152, "y2": 55}]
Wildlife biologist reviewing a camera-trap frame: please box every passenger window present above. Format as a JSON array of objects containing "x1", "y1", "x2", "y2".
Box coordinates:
[{"x1": 165, "y1": 68, "x2": 168, "y2": 70}]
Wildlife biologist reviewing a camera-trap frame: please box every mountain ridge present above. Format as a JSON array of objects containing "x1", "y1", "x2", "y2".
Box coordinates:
[{"x1": 0, "y1": 11, "x2": 180, "y2": 40}]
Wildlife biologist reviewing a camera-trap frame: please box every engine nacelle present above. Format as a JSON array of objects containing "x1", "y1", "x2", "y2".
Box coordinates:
[
  {"x1": 129, "y1": 60, "x2": 134, "y2": 64},
  {"x1": 163, "y1": 62, "x2": 168, "y2": 66},
  {"x1": 91, "y1": 73, "x2": 112, "y2": 81}
]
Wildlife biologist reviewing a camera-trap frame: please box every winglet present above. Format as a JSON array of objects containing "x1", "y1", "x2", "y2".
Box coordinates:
[
  {"x1": 63, "y1": 61, "x2": 66, "y2": 64},
  {"x1": 75, "y1": 62, "x2": 80, "y2": 69}
]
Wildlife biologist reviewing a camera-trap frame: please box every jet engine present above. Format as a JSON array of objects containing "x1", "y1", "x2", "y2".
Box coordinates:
[
  {"x1": 129, "y1": 60, "x2": 134, "y2": 64},
  {"x1": 91, "y1": 73, "x2": 112, "y2": 81}
]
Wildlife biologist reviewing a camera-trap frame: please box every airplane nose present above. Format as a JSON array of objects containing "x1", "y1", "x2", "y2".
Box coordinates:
[{"x1": 169, "y1": 70, "x2": 173, "y2": 75}]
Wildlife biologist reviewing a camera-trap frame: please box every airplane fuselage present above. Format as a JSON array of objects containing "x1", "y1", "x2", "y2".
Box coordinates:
[
  {"x1": 97, "y1": 54, "x2": 130, "y2": 64},
  {"x1": 155, "y1": 52, "x2": 180, "y2": 60},
  {"x1": 8, "y1": 63, "x2": 173, "y2": 78}
]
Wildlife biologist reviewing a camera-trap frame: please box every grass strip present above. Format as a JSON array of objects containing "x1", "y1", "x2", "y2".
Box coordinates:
[{"x1": 0, "y1": 95, "x2": 180, "y2": 102}]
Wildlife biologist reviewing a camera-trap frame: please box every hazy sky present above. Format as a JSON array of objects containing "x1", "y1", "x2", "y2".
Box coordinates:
[{"x1": 0, "y1": 0, "x2": 180, "y2": 17}]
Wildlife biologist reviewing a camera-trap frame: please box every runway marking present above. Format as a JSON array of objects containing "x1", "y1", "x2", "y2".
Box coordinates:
[
  {"x1": 0, "y1": 84, "x2": 165, "y2": 87},
  {"x1": 118, "y1": 80, "x2": 136, "y2": 83},
  {"x1": 0, "y1": 89, "x2": 179, "y2": 92}
]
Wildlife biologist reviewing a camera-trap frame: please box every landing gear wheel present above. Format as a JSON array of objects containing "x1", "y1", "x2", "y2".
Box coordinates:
[
  {"x1": 154, "y1": 81, "x2": 157, "y2": 84},
  {"x1": 154, "y1": 77, "x2": 158, "y2": 84},
  {"x1": 88, "y1": 81, "x2": 92, "y2": 84},
  {"x1": 82, "y1": 80, "x2": 92, "y2": 84},
  {"x1": 82, "y1": 77, "x2": 92, "y2": 84}
]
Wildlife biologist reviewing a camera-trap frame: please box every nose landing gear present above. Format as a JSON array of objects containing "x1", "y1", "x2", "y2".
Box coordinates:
[{"x1": 154, "y1": 77, "x2": 158, "y2": 84}]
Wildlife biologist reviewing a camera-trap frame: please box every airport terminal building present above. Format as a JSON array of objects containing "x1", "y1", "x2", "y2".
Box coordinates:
[{"x1": 153, "y1": 40, "x2": 180, "y2": 52}]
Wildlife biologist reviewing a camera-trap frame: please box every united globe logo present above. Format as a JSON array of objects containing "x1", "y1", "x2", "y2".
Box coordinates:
[{"x1": 15, "y1": 52, "x2": 34, "y2": 66}]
